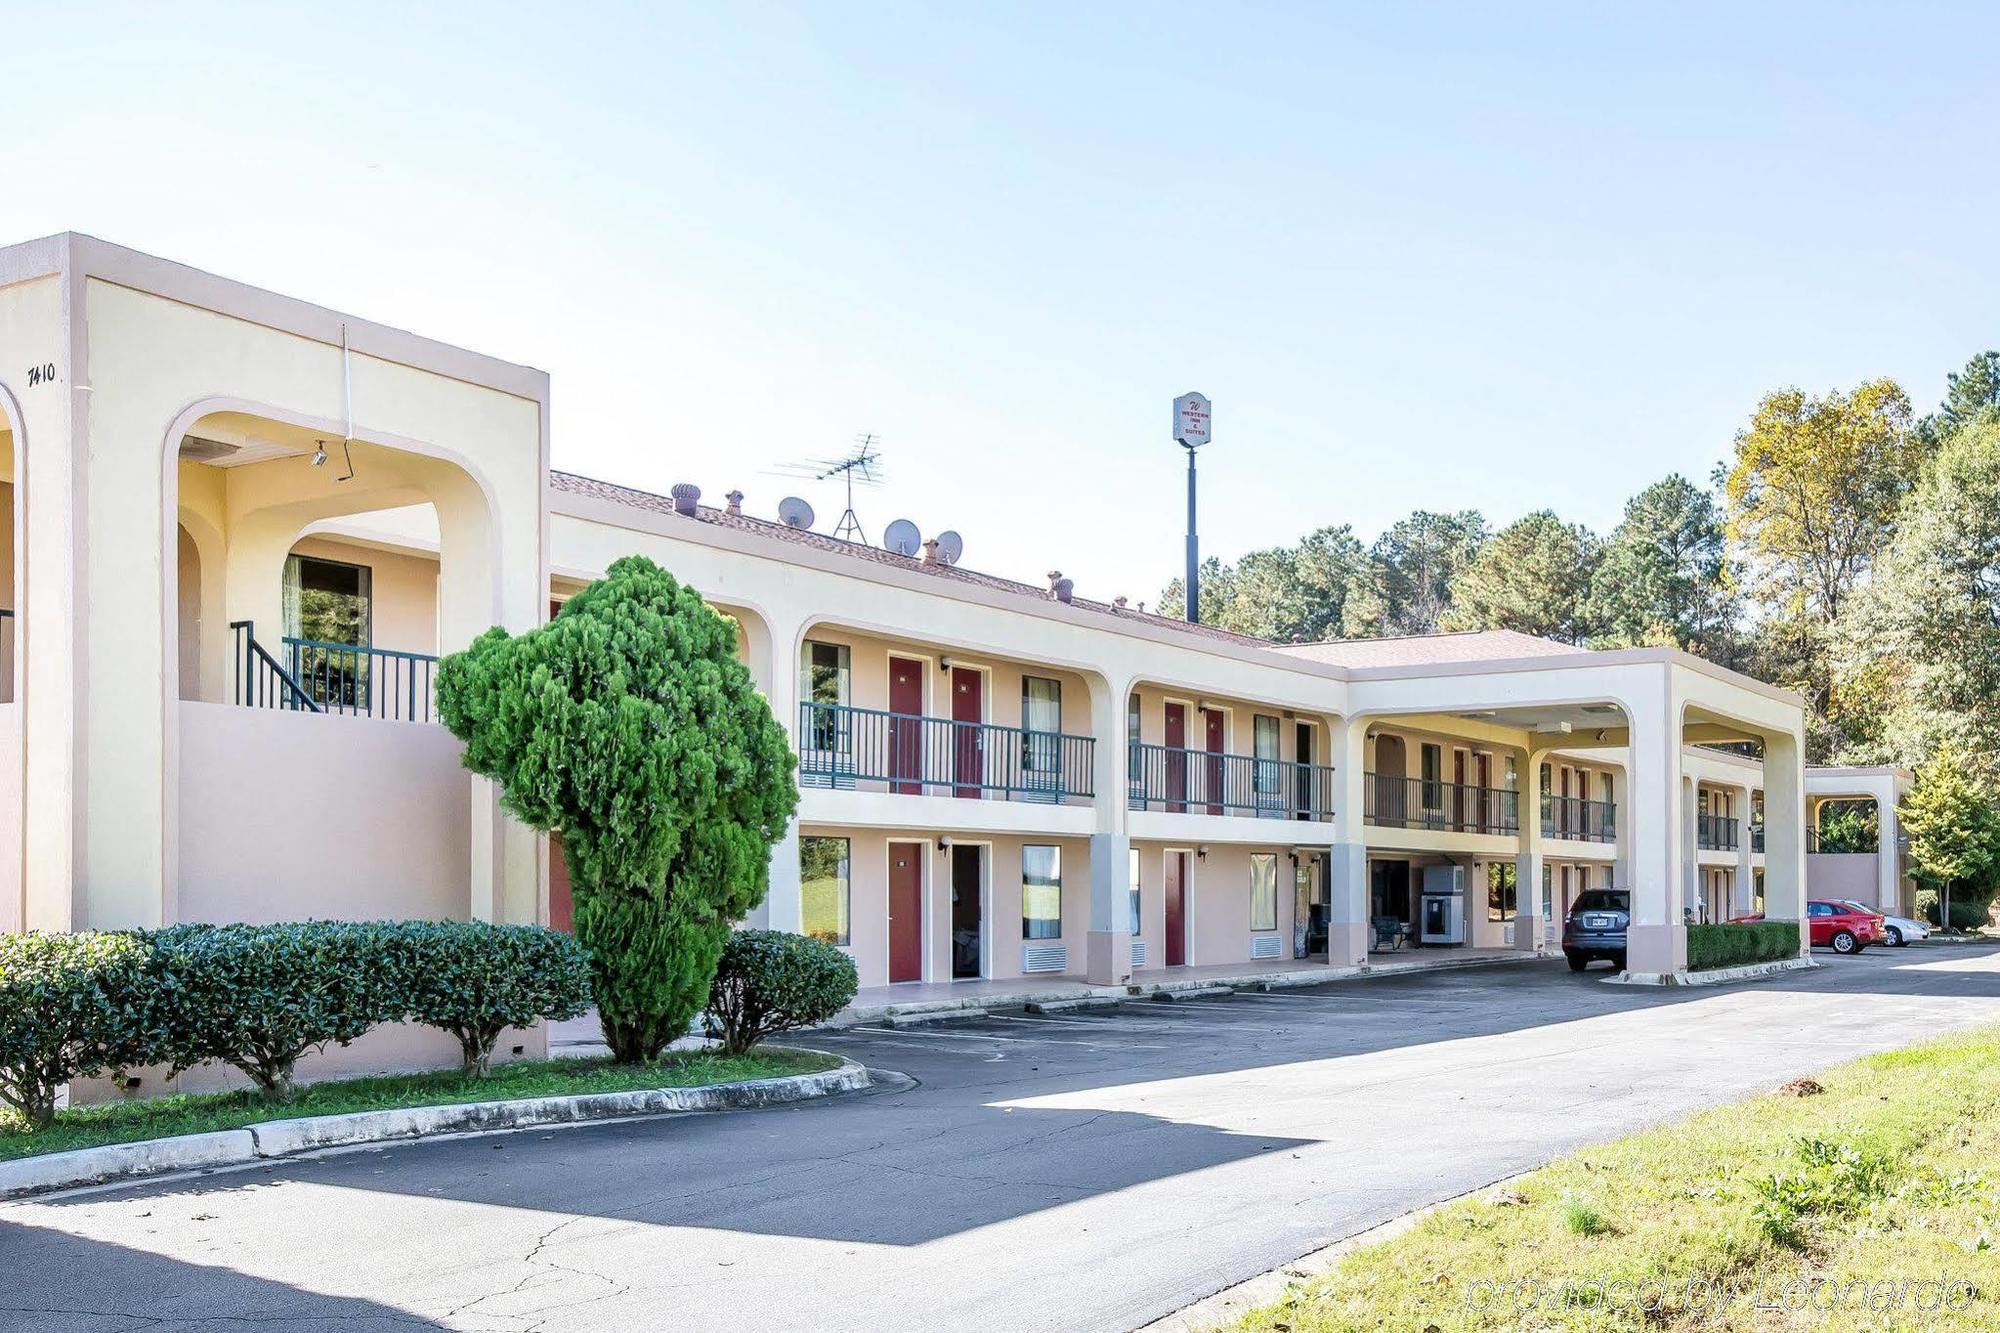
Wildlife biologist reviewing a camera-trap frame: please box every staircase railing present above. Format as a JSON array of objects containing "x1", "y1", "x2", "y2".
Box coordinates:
[
  {"x1": 282, "y1": 635, "x2": 439, "y2": 723},
  {"x1": 229, "y1": 620, "x2": 320, "y2": 713}
]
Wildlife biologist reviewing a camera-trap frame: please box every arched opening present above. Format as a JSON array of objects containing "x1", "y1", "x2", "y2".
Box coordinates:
[{"x1": 167, "y1": 409, "x2": 501, "y2": 927}]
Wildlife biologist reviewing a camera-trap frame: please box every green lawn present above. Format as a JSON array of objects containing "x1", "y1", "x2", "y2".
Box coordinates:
[
  {"x1": 0, "y1": 1047, "x2": 839, "y2": 1163},
  {"x1": 1233, "y1": 1026, "x2": 2000, "y2": 1331}
]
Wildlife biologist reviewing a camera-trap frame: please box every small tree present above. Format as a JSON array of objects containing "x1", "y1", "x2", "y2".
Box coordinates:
[
  {"x1": 1899, "y1": 751, "x2": 1997, "y2": 931},
  {"x1": 437, "y1": 556, "x2": 797, "y2": 1064}
]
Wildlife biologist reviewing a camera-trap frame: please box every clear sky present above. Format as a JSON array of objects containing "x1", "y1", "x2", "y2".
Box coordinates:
[{"x1": 7, "y1": 3, "x2": 1995, "y2": 603}]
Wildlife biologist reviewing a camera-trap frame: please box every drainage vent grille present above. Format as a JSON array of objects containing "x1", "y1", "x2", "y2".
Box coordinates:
[{"x1": 1021, "y1": 944, "x2": 1068, "y2": 974}]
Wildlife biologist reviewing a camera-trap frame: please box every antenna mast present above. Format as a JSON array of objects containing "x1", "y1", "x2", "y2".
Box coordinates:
[{"x1": 770, "y1": 434, "x2": 884, "y2": 544}]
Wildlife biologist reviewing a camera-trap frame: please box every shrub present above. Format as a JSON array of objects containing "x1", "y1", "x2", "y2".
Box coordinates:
[
  {"x1": 0, "y1": 932, "x2": 166, "y2": 1130},
  {"x1": 146, "y1": 922, "x2": 399, "y2": 1101},
  {"x1": 386, "y1": 921, "x2": 594, "y2": 1076},
  {"x1": 1686, "y1": 921, "x2": 1801, "y2": 971},
  {"x1": 437, "y1": 556, "x2": 798, "y2": 1064},
  {"x1": 705, "y1": 930, "x2": 857, "y2": 1055},
  {"x1": 1917, "y1": 890, "x2": 1996, "y2": 931}
]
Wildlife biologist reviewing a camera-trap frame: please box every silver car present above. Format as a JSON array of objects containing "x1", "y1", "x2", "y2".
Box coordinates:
[{"x1": 1840, "y1": 901, "x2": 1929, "y2": 947}]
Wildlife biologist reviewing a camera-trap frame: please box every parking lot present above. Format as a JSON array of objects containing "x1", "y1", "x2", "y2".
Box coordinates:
[{"x1": 7, "y1": 944, "x2": 2000, "y2": 1332}]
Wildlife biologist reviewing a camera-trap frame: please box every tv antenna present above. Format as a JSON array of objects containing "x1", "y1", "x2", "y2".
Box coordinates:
[{"x1": 769, "y1": 434, "x2": 884, "y2": 543}]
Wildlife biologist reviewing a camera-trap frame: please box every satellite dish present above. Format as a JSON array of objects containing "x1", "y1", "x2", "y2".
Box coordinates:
[
  {"x1": 777, "y1": 496, "x2": 815, "y2": 529},
  {"x1": 934, "y1": 530, "x2": 964, "y2": 566},
  {"x1": 883, "y1": 518, "x2": 922, "y2": 557}
]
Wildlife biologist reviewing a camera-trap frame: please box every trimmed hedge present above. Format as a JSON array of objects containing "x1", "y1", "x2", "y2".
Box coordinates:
[
  {"x1": 0, "y1": 932, "x2": 166, "y2": 1129},
  {"x1": 1686, "y1": 921, "x2": 1802, "y2": 972},
  {"x1": 384, "y1": 922, "x2": 593, "y2": 1076},
  {"x1": 705, "y1": 929, "x2": 857, "y2": 1055},
  {"x1": 0, "y1": 921, "x2": 595, "y2": 1121},
  {"x1": 147, "y1": 922, "x2": 398, "y2": 1101}
]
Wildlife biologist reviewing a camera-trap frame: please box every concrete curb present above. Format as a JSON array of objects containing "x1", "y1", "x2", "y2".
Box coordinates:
[
  {"x1": 825, "y1": 952, "x2": 1537, "y2": 1029},
  {"x1": 1138, "y1": 1169, "x2": 1538, "y2": 1331},
  {"x1": 0, "y1": 1052, "x2": 868, "y2": 1201},
  {"x1": 1607, "y1": 955, "x2": 1818, "y2": 987}
]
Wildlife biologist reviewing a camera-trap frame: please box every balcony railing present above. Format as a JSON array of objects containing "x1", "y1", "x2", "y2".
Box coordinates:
[
  {"x1": 797, "y1": 701, "x2": 1094, "y2": 802},
  {"x1": 1698, "y1": 814, "x2": 1740, "y2": 851},
  {"x1": 1363, "y1": 773, "x2": 1520, "y2": 834},
  {"x1": 1126, "y1": 742, "x2": 1334, "y2": 820},
  {"x1": 1541, "y1": 794, "x2": 1617, "y2": 844},
  {"x1": 283, "y1": 636, "x2": 440, "y2": 723}
]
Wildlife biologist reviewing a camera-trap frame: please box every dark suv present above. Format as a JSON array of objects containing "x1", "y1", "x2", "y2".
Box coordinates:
[{"x1": 1563, "y1": 888, "x2": 1630, "y2": 972}]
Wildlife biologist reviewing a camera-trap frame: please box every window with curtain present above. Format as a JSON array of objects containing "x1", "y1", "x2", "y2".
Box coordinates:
[
  {"x1": 800, "y1": 836, "x2": 851, "y2": 945},
  {"x1": 1127, "y1": 847, "x2": 1141, "y2": 935},
  {"x1": 1250, "y1": 853, "x2": 1277, "y2": 931},
  {"x1": 1023, "y1": 845, "x2": 1062, "y2": 939},
  {"x1": 1253, "y1": 714, "x2": 1281, "y2": 798},
  {"x1": 1487, "y1": 862, "x2": 1517, "y2": 921},
  {"x1": 1021, "y1": 676, "x2": 1061, "y2": 777},
  {"x1": 800, "y1": 641, "x2": 851, "y2": 752}
]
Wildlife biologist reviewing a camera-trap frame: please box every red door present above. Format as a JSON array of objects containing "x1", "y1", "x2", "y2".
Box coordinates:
[
  {"x1": 549, "y1": 831, "x2": 574, "y2": 933},
  {"x1": 1165, "y1": 851, "x2": 1188, "y2": 966},
  {"x1": 889, "y1": 656, "x2": 924, "y2": 794},
  {"x1": 549, "y1": 599, "x2": 575, "y2": 932},
  {"x1": 889, "y1": 842, "x2": 923, "y2": 982},
  {"x1": 952, "y1": 667, "x2": 984, "y2": 798},
  {"x1": 1474, "y1": 753, "x2": 1491, "y2": 832},
  {"x1": 1164, "y1": 703, "x2": 1188, "y2": 812},
  {"x1": 1203, "y1": 709, "x2": 1225, "y2": 815}
]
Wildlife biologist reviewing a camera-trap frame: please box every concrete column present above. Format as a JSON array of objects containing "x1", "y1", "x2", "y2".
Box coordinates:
[
  {"x1": 1085, "y1": 831, "x2": 1133, "y2": 984},
  {"x1": 761, "y1": 613, "x2": 804, "y2": 935},
  {"x1": 1624, "y1": 692, "x2": 1686, "y2": 977},
  {"x1": 1515, "y1": 744, "x2": 1548, "y2": 954},
  {"x1": 1875, "y1": 790, "x2": 1902, "y2": 915},
  {"x1": 1761, "y1": 730, "x2": 1808, "y2": 957},
  {"x1": 1327, "y1": 716, "x2": 1369, "y2": 966},
  {"x1": 1084, "y1": 677, "x2": 1132, "y2": 984},
  {"x1": 1681, "y1": 775, "x2": 1700, "y2": 921},
  {"x1": 1734, "y1": 781, "x2": 1756, "y2": 916}
]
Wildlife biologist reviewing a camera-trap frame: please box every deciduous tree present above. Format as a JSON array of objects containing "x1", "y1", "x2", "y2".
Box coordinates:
[{"x1": 1723, "y1": 379, "x2": 1920, "y2": 620}]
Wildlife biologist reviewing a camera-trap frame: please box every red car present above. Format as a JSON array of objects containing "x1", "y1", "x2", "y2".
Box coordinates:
[{"x1": 1806, "y1": 899, "x2": 1882, "y2": 954}]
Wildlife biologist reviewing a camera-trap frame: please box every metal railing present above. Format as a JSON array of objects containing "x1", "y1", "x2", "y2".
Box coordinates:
[
  {"x1": 282, "y1": 636, "x2": 439, "y2": 723},
  {"x1": 1752, "y1": 825, "x2": 1765, "y2": 854},
  {"x1": 797, "y1": 701, "x2": 1094, "y2": 802},
  {"x1": 1541, "y1": 794, "x2": 1617, "y2": 843},
  {"x1": 1697, "y1": 813, "x2": 1740, "y2": 851},
  {"x1": 229, "y1": 620, "x2": 320, "y2": 713},
  {"x1": 1127, "y1": 742, "x2": 1334, "y2": 820},
  {"x1": 1362, "y1": 773, "x2": 1519, "y2": 833}
]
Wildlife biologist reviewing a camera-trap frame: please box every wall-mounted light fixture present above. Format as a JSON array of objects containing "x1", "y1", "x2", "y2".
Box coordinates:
[
  {"x1": 937, "y1": 835, "x2": 953, "y2": 853},
  {"x1": 939, "y1": 655, "x2": 953, "y2": 671},
  {"x1": 1196, "y1": 844, "x2": 1209, "y2": 861}
]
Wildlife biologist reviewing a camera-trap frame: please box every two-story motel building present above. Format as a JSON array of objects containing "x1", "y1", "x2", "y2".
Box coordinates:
[{"x1": 0, "y1": 235, "x2": 1814, "y2": 1082}]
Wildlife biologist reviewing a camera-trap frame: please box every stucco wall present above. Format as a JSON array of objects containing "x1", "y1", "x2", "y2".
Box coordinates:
[
  {"x1": 1807, "y1": 852, "x2": 1882, "y2": 909},
  {"x1": 176, "y1": 701, "x2": 471, "y2": 924}
]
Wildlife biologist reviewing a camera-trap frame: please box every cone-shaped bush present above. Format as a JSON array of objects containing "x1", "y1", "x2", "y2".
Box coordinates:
[{"x1": 437, "y1": 555, "x2": 797, "y2": 1063}]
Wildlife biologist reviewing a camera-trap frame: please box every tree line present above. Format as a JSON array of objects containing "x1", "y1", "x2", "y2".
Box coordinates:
[{"x1": 1160, "y1": 352, "x2": 2000, "y2": 919}]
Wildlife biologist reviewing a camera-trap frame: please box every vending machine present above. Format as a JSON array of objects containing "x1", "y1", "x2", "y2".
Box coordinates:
[{"x1": 1419, "y1": 865, "x2": 1466, "y2": 945}]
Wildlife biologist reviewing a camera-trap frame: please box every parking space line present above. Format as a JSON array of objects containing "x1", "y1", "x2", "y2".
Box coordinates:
[{"x1": 846, "y1": 1025, "x2": 1164, "y2": 1048}]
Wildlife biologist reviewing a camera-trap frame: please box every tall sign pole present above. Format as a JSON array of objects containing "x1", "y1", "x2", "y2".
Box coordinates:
[{"x1": 1173, "y1": 392, "x2": 1212, "y2": 622}]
